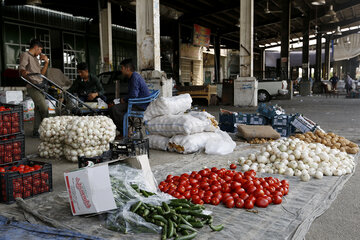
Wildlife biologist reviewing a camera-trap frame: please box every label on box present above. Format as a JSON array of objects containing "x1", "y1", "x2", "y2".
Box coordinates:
[
  {"x1": 0, "y1": 91, "x2": 23, "y2": 104},
  {"x1": 45, "y1": 100, "x2": 56, "y2": 114}
]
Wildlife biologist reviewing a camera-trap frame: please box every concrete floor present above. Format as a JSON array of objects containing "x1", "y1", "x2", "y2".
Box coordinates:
[{"x1": 9, "y1": 94, "x2": 360, "y2": 239}]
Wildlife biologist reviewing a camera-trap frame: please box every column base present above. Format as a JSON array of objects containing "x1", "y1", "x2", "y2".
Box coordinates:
[
  {"x1": 299, "y1": 81, "x2": 311, "y2": 96},
  {"x1": 312, "y1": 81, "x2": 323, "y2": 94}
]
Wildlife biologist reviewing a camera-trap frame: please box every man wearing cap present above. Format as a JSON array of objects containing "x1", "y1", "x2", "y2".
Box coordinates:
[{"x1": 19, "y1": 39, "x2": 49, "y2": 137}]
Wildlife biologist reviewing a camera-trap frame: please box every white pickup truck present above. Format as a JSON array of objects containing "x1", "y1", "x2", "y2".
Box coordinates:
[{"x1": 258, "y1": 79, "x2": 288, "y2": 102}]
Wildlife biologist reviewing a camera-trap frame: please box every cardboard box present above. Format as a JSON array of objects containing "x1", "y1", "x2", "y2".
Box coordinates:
[
  {"x1": 21, "y1": 98, "x2": 35, "y2": 112},
  {"x1": 0, "y1": 91, "x2": 23, "y2": 104},
  {"x1": 24, "y1": 111, "x2": 34, "y2": 121},
  {"x1": 64, "y1": 154, "x2": 156, "y2": 216}
]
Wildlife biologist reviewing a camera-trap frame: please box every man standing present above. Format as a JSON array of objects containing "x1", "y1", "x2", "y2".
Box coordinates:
[
  {"x1": 68, "y1": 62, "x2": 106, "y2": 102},
  {"x1": 329, "y1": 74, "x2": 339, "y2": 91},
  {"x1": 19, "y1": 39, "x2": 49, "y2": 137},
  {"x1": 109, "y1": 59, "x2": 150, "y2": 136},
  {"x1": 345, "y1": 73, "x2": 353, "y2": 95}
]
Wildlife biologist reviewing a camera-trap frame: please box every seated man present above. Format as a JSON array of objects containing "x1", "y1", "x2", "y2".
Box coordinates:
[
  {"x1": 68, "y1": 62, "x2": 106, "y2": 102},
  {"x1": 109, "y1": 59, "x2": 150, "y2": 136}
]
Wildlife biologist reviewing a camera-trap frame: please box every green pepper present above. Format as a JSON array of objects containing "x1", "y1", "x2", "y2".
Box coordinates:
[
  {"x1": 161, "y1": 224, "x2": 167, "y2": 240},
  {"x1": 153, "y1": 215, "x2": 168, "y2": 224},
  {"x1": 162, "y1": 202, "x2": 171, "y2": 214},
  {"x1": 175, "y1": 231, "x2": 197, "y2": 240},
  {"x1": 210, "y1": 224, "x2": 224, "y2": 232},
  {"x1": 189, "y1": 221, "x2": 204, "y2": 228},
  {"x1": 130, "y1": 201, "x2": 142, "y2": 213},
  {"x1": 167, "y1": 219, "x2": 174, "y2": 238}
]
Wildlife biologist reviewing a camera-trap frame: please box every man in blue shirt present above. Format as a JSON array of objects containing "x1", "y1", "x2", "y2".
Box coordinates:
[{"x1": 109, "y1": 59, "x2": 150, "y2": 136}]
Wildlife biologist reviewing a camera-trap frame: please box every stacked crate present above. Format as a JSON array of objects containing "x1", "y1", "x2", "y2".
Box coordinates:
[
  {"x1": 0, "y1": 104, "x2": 25, "y2": 166},
  {"x1": 272, "y1": 114, "x2": 295, "y2": 137}
]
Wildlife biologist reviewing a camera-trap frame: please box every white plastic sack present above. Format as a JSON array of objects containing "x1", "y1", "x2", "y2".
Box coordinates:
[
  {"x1": 147, "y1": 135, "x2": 169, "y2": 151},
  {"x1": 145, "y1": 115, "x2": 210, "y2": 137},
  {"x1": 38, "y1": 142, "x2": 63, "y2": 159},
  {"x1": 144, "y1": 94, "x2": 192, "y2": 121},
  {"x1": 187, "y1": 111, "x2": 219, "y2": 132},
  {"x1": 168, "y1": 132, "x2": 219, "y2": 154},
  {"x1": 205, "y1": 130, "x2": 236, "y2": 155}
]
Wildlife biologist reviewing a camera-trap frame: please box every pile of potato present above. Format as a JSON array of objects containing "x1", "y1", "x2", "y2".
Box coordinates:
[
  {"x1": 292, "y1": 130, "x2": 359, "y2": 154},
  {"x1": 247, "y1": 138, "x2": 275, "y2": 144}
]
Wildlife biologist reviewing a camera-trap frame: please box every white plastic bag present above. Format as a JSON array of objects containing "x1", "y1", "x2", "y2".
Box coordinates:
[
  {"x1": 97, "y1": 97, "x2": 108, "y2": 109},
  {"x1": 187, "y1": 111, "x2": 219, "y2": 132},
  {"x1": 145, "y1": 114, "x2": 210, "y2": 137},
  {"x1": 147, "y1": 135, "x2": 169, "y2": 151},
  {"x1": 205, "y1": 130, "x2": 236, "y2": 155},
  {"x1": 168, "y1": 132, "x2": 219, "y2": 154},
  {"x1": 144, "y1": 94, "x2": 192, "y2": 121}
]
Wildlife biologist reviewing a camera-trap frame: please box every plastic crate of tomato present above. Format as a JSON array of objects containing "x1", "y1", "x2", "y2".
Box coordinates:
[
  {"x1": 0, "y1": 134, "x2": 25, "y2": 166},
  {"x1": 0, "y1": 104, "x2": 24, "y2": 137},
  {"x1": 0, "y1": 159, "x2": 52, "y2": 204}
]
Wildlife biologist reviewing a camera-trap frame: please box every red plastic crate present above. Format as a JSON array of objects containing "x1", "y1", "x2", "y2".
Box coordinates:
[
  {"x1": 0, "y1": 104, "x2": 24, "y2": 137},
  {"x1": 0, "y1": 134, "x2": 25, "y2": 166},
  {"x1": 0, "y1": 159, "x2": 52, "y2": 204}
]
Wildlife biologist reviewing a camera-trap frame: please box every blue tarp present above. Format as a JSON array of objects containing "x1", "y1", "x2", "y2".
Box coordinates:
[{"x1": 0, "y1": 215, "x2": 103, "y2": 240}]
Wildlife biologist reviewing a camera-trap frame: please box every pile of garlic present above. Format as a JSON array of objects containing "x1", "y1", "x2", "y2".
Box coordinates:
[
  {"x1": 38, "y1": 116, "x2": 116, "y2": 162},
  {"x1": 238, "y1": 138, "x2": 356, "y2": 181}
]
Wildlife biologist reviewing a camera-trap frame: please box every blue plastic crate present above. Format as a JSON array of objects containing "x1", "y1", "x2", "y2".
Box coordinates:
[
  {"x1": 272, "y1": 114, "x2": 290, "y2": 127},
  {"x1": 219, "y1": 123, "x2": 236, "y2": 133},
  {"x1": 236, "y1": 113, "x2": 249, "y2": 124},
  {"x1": 258, "y1": 103, "x2": 285, "y2": 119},
  {"x1": 248, "y1": 114, "x2": 268, "y2": 125},
  {"x1": 274, "y1": 126, "x2": 291, "y2": 137},
  {"x1": 219, "y1": 113, "x2": 236, "y2": 126}
]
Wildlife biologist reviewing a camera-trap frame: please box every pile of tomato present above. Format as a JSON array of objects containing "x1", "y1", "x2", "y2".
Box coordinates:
[
  {"x1": 158, "y1": 166, "x2": 289, "y2": 209},
  {"x1": 0, "y1": 106, "x2": 21, "y2": 136},
  {"x1": 0, "y1": 164, "x2": 50, "y2": 202},
  {"x1": 0, "y1": 139, "x2": 22, "y2": 164}
]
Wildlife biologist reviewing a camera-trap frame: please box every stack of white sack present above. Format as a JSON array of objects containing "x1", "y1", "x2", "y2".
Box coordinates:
[
  {"x1": 145, "y1": 94, "x2": 235, "y2": 155},
  {"x1": 38, "y1": 116, "x2": 116, "y2": 162}
]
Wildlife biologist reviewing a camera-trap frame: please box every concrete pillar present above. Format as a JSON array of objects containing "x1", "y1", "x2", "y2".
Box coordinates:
[
  {"x1": 239, "y1": 0, "x2": 253, "y2": 77},
  {"x1": 280, "y1": 0, "x2": 291, "y2": 99},
  {"x1": 0, "y1": 4, "x2": 4, "y2": 85},
  {"x1": 136, "y1": 0, "x2": 161, "y2": 71},
  {"x1": 324, "y1": 37, "x2": 330, "y2": 80},
  {"x1": 214, "y1": 35, "x2": 221, "y2": 83},
  {"x1": 300, "y1": 12, "x2": 311, "y2": 96},
  {"x1": 261, "y1": 49, "x2": 266, "y2": 79},
  {"x1": 313, "y1": 34, "x2": 323, "y2": 93},
  {"x1": 98, "y1": 1, "x2": 113, "y2": 72},
  {"x1": 234, "y1": 0, "x2": 257, "y2": 107},
  {"x1": 172, "y1": 21, "x2": 181, "y2": 85}
]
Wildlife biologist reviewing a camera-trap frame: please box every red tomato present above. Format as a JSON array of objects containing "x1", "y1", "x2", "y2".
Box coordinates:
[
  {"x1": 184, "y1": 191, "x2": 191, "y2": 199},
  {"x1": 177, "y1": 185, "x2": 186, "y2": 194},
  {"x1": 233, "y1": 173, "x2": 242, "y2": 182},
  {"x1": 189, "y1": 178, "x2": 198, "y2": 185},
  {"x1": 235, "y1": 198, "x2": 245, "y2": 208},
  {"x1": 211, "y1": 167, "x2": 218, "y2": 172},
  {"x1": 203, "y1": 195, "x2": 212, "y2": 204},
  {"x1": 244, "y1": 199, "x2": 254, "y2": 209},
  {"x1": 224, "y1": 198, "x2": 235, "y2": 208},
  {"x1": 265, "y1": 195, "x2": 272, "y2": 204},
  {"x1": 204, "y1": 191, "x2": 213, "y2": 197},
  {"x1": 194, "y1": 174, "x2": 202, "y2": 180},
  {"x1": 200, "y1": 182, "x2": 210, "y2": 191},
  {"x1": 190, "y1": 189, "x2": 198, "y2": 195},
  {"x1": 248, "y1": 195, "x2": 256, "y2": 202},
  {"x1": 0, "y1": 168, "x2": 5, "y2": 173},
  {"x1": 181, "y1": 173, "x2": 189, "y2": 178},
  {"x1": 239, "y1": 192, "x2": 249, "y2": 200},
  {"x1": 210, "y1": 185, "x2": 220, "y2": 193},
  {"x1": 10, "y1": 166, "x2": 17, "y2": 171},
  {"x1": 198, "y1": 190, "x2": 205, "y2": 199},
  {"x1": 231, "y1": 181, "x2": 242, "y2": 190},
  {"x1": 213, "y1": 191, "x2": 223, "y2": 200},
  {"x1": 253, "y1": 179, "x2": 261, "y2": 186},
  {"x1": 254, "y1": 189, "x2": 265, "y2": 198},
  {"x1": 231, "y1": 193, "x2": 239, "y2": 199},
  {"x1": 247, "y1": 185, "x2": 257, "y2": 194},
  {"x1": 211, "y1": 197, "x2": 220, "y2": 205},
  {"x1": 273, "y1": 191, "x2": 283, "y2": 197},
  {"x1": 268, "y1": 186, "x2": 276, "y2": 193},
  {"x1": 198, "y1": 169, "x2": 208, "y2": 177},
  {"x1": 166, "y1": 175, "x2": 173, "y2": 180},
  {"x1": 173, "y1": 192, "x2": 181, "y2": 198},
  {"x1": 283, "y1": 187, "x2": 289, "y2": 196},
  {"x1": 272, "y1": 195, "x2": 283, "y2": 204},
  {"x1": 281, "y1": 179, "x2": 289, "y2": 186},
  {"x1": 255, "y1": 197, "x2": 269, "y2": 208},
  {"x1": 222, "y1": 184, "x2": 231, "y2": 193},
  {"x1": 234, "y1": 186, "x2": 245, "y2": 195},
  {"x1": 185, "y1": 184, "x2": 192, "y2": 191},
  {"x1": 191, "y1": 195, "x2": 200, "y2": 202},
  {"x1": 229, "y1": 164, "x2": 237, "y2": 169},
  {"x1": 224, "y1": 175, "x2": 232, "y2": 182}
]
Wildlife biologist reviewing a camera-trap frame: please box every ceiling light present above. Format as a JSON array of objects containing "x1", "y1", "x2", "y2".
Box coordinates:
[
  {"x1": 130, "y1": 0, "x2": 136, "y2": 6},
  {"x1": 27, "y1": 0, "x2": 42, "y2": 5},
  {"x1": 311, "y1": 0, "x2": 326, "y2": 5},
  {"x1": 324, "y1": 5, "x2": 336, "y2": 17},
  {"x1": 328, "y1": 15, "x2": 339, "y2": 23},
  {"x1": 314, "y1": 25, "x2": 318, "y2": 35},
  {"x1": 334, "y1": 26, "x2": 342, "y2": 36}
]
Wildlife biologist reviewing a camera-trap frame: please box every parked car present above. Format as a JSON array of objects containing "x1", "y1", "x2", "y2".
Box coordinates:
[{"x1": 258, "y1": 78, "x2": 288, "y2": 102}]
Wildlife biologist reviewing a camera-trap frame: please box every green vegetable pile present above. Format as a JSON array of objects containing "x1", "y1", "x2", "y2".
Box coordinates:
[{"x1": 131, "y1": 198, "x2": 223, "y2": 240}]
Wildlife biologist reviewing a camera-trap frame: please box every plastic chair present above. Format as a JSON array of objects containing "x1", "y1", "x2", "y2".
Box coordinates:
[{"x1": 123, "y1": 90, "x2": 160, "y2": 137}]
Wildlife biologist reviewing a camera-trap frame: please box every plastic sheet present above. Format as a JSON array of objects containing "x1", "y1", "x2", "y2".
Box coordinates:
[{"x1": 5, "y1": 144, "x2": 357, "y2": 240}]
